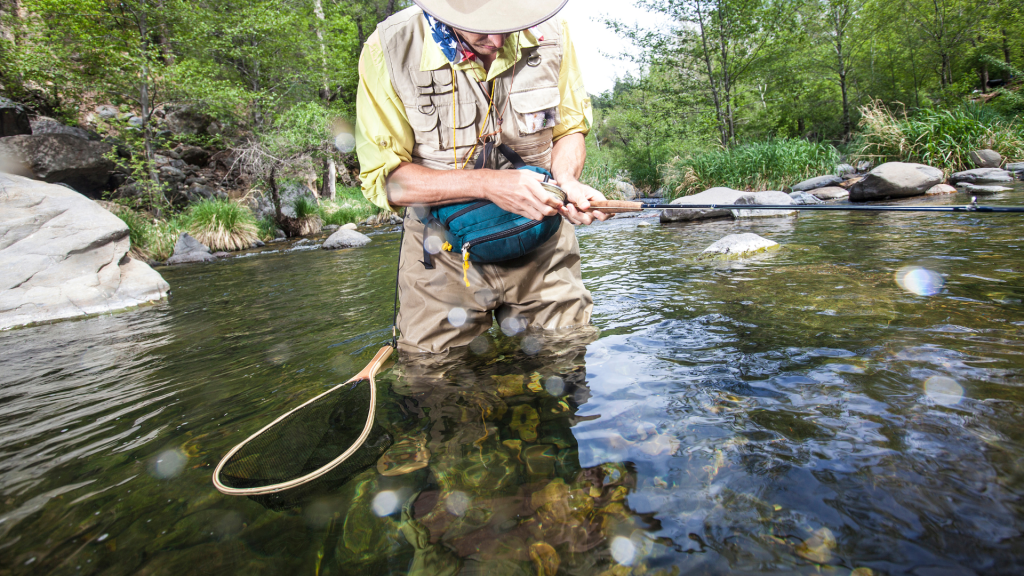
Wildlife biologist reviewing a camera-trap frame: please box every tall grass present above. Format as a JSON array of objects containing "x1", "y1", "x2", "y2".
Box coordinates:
[
  {"x1": 580, "y1": 141, "x2": 627, "y2": 200},
  {"x1": 662, "y1": 139, "x2": 842, "y2": 200},
  {"x1": 112, "y1": 207, "x2": 186, "y2": 261},
  {"x1": 187, "y1": 199, "x2": 259, "y2": 251},
  {"x1": 852, "y1": 100, "x2": 1024, "y2": 173}
]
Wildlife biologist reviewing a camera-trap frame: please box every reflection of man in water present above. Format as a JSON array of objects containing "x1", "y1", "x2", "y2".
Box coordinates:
[
  {"x1": 357, "y1": 332, "x2": 661, "y2": 575},
  {"x1": 355, "y1": 0, "x2": 610, "y2": 354}
]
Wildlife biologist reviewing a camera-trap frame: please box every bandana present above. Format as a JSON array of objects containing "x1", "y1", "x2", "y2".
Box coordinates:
[{"x1": 423, "y1": 12, "x2": 545, "y2": 65}]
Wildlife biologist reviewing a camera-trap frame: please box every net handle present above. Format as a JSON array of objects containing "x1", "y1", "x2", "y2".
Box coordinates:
[{"x1": 212, "y1": 345, "x2": 395, "y2": 496}]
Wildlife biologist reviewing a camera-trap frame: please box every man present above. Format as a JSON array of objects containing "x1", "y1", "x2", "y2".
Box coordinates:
[{"x1": 356, "y1": 0, "x2": 609, "y2": 354}]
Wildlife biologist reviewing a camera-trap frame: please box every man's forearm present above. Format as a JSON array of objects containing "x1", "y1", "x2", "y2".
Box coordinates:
[
  {"x1": 549, "y1": 133, "x2": 586, "y2": 185},
  {"x1": 386, "y1": 162, "x2": 490, "y2": 207}
]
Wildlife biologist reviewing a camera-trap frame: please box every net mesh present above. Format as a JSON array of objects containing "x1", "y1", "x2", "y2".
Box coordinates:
[{"x1": 216, "y1": 377, "x2": 392, "y2": 499}]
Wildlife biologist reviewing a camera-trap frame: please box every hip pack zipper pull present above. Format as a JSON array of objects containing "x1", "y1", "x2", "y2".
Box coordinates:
[{"x1": 461, "y1": 244, "x2": 472, "y2": 287}]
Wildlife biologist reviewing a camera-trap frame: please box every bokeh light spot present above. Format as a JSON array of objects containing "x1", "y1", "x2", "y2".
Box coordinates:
[
  {"x1": 150, "y1": 449, "x2": 187, "y2": 479},
  {"x1": 372, "y1": 491, "x2": 400, "y2": 517},
  {"x1": 424, "y1": 235, "x2": 443, "y2": 255},
  {"x1": 500, "y1": 316, "x2": 527, "y2": 337},
  {"x1": 448, "y1": 307, "x2": 468, "y2": 327},
  {"x1": 544, "y1": 376, "x2": 565, "y2": 396},
  {"x1": 924, "y1": 375, "x2": 964, "y2": 406},
  {"x1": 445, "y1": 491, "x2": 470, "y2": 516},
  {"x1": 895, "y1": 266, "x2": 944, "y2": 296},
  {"x1": 334, "y1": 132, "x2": 355, "y2": 153},
  {"x1": 521, "y1": 336, "x2": 542, "y2": 355},
  {"x1": 469, "y1": 335, "x2": 492, "y2": 355},
  {"x1": 610, "y1": 536, "x2": 636, "y2": 566}
]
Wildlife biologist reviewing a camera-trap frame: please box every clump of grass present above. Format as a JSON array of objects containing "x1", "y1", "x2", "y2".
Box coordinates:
[
  {"x1": 663, "y1": 139, "x2": 841, "y2": 200},
  {"x1": 852, "y1": 100, "x2": 1024, "y2": 172},
  {"x1": 318, "y1": 197, "x2": 378, "y2": 226},
  {"x1": 186, "y1": 199, "x2": 259, "y2": 251},
  {"x1": 257, "y1": 214, "x2": 278, "y2": 241},
  {"x1": 289, "y1": 196, "x2": 323, "y2": 235},
  {"x1": 580, "y1": 141, "x2": 625, "y2": 199},
  {"x1": 110, "y1": 205, "x2": 186, "y2": 261}
]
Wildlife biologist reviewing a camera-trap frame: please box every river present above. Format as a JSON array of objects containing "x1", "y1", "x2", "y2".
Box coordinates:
[{"x1": 2, "y1": 187, "x2": 1023, "y2": 575}]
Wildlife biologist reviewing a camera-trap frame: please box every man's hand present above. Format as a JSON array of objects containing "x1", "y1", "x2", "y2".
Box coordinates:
[
  {"x1": 556, "y1": 179, "x2": 611, "y2": 225},
  {"x1": 484, "y1": 169, "x2": 564, "y2": 221}
]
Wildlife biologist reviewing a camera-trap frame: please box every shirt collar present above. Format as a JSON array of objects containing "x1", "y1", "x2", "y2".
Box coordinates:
[{"x1": 420, "y1": 27, "x2": 540, "y2": 82}]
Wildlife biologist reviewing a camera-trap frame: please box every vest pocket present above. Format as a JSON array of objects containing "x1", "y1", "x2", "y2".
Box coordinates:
[
  {"x1": 437, "y1": 103, "x2": 479, "y2": 151},
  {"x1": 510, "y1": 86, "x2": 561, "y2": 137}
]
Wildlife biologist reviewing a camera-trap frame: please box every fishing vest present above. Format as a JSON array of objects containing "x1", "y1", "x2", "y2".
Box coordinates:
[{"x1": 377, "y1": 7, "x2": 563, "y2": 171}]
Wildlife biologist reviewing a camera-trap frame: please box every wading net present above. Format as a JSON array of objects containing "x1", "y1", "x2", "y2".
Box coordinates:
[{"x1": 213, "y1": 346, "x2": 394, "y2": 506}]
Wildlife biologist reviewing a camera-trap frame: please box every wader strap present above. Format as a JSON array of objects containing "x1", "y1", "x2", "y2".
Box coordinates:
[
  {"x1": 497, "y1": 143, "x2": 527, "y2": 169},
  {"x1": 421, "y1": 237, "x2": 434, "y2": 269},
  {"x1": 474, "y1": 141, "x2": 494, "y2": 170}
]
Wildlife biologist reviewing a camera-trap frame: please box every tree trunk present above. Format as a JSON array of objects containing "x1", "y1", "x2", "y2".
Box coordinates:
[
  {"x1": 270, "y1": 164, "x2": 283, "y2": 222},
  {"x1": 312, "y1": 0, "x2": 330, "y2": 101},
  {"x1": 694, "y1": 4, "x2": 727, "y2": 147},
  {"x1": 321, "y1": 158, "x2": 336, "y2": 200},
  {"x1": 1001, "y1": 28, "x2": 1011, "y2": 65},
  {"x1": 137, "y1": 10, "x2": 163, "y2": 204}
]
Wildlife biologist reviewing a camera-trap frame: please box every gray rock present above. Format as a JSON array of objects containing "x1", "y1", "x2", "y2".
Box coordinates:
[
  {"x1": 653, "y1": 187, "x2": 666, "y2": 198},
  {"x1": 856, "y1": 161, "x2": 873, "y2": 172},
  {"x1": 0, "y1": 134, "x2": 115, "y2": 197},
  {"x1": 792, "y1": 175, "x2": 842, "y2": 192},
  {"x1": 835, "y1": 164, "x2": 855, "y2": 176},
  {"x1": 969, "y1": 149, "x2": 1002, "y2": 168},
  {"x1": 925, "y1": 184, "x2": 957, "y2": 195},
  {"x1": 809, "y1": 186, "x2": 849, "y2": 200},
  {"x1": 177, "y1": 145, "x2": 210, "y2": 167},
  {"x1": 275, "y1": 228, "x2": 286, "y2": 239},
  {"x1": 949, "y1": 168, "x2": 1012, "y2": 185},
  {"x1": 29, "y1": 117, "x2": 95, "y2": 140},
  {"x1": 1005, "y1": 162, "x2": 1024, "y2": 172},
  {"x1": 164, "y1": 106, "x2": 221, "y2": 136},
  {"x1": 0, "y1": 97, "x2": 32, "y2": 137},
  {"x1": 611, "y1": 180, "x2": 638, "y2": 200},
  {"x1": 165, "y1": 232, "x2": 216, "y2": 264},
  {"x1": 955, "y1": 182, "x2": 1012, "y2": 195},
  {"x1": 731, "y1": 191, "x2": 796, "y2": 218},
  {"x1": 185, "y1": 184, "x2": 216, "y2": 202},
  {"x1": 322, "y1": 228, "x2": 371, "y2": 249},
  {"x1": 698, "y1": 233, "x2": 779, "y2": 260},
  {"x1": 789, "y1": 191, "x2": 824, "y2": 205},
  {"x1": 211, "y1": 251, "x2": 231, "y2": 258},
  {"x1": 660, "y1": 187, "x2": 747, "y2": 222},
  {"x1": 96, "y1": 105, "x2": 119, "y2": 120},
  {"x1": 341, "y1": 222, "x2": 358, "y2": 230},
  {"x1": 0, "y1": 173, "x2": 169, "y2": 329},
  {"x1": 250, "y1": 240, "x2": 265, "y2": 248},
  {"x1": 849, "y1": 162, "x2": 944, "y2": 202},
  {"x1": 323, "y1": 224, "x2": 340, "y2": 231},
  {"x1": 156, "y1": 149, "x2": 181, "y2": 160},
  {"x1": 637, "y1": 220, "x2": 652, "y2": 227},
  {"x1": 159, "y1": 166, "x2": 186, "y2": 185},
  {"x1": 127, "y1": 116, "x2": 144, "y2": 128}
]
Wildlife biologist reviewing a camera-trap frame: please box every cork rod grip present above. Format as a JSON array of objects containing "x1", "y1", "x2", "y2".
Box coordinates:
[{"x1": 584, "y1": 200, "x2": 644, "y2": 213}]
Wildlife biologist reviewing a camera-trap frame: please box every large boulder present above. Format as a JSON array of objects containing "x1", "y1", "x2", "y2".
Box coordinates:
[
  {"x1": 809, "y1": 186, "x2": 849, "y2": 200},
  {"x1": 698, "y1": 233, "x2": 779, "y2": 260},
  {"x1": 0, "y1": 97, "x2": 32, "y2": 137},
  {"x1": 322, "y1": 228, "x2": 371, "y2": 249},
  {"x1": 660, "y1": 187, "x2": 746, "y2": 222},
  {"x1": 611, "y1": 180, "x2": 638, "y2": 200},
  {"x1": 731, "y1": 191, "x2": 796, "y2": 218},
  {"x1": 29, "y1": 117, "x2": 95, "y2": 141},
  {"x1": 849, "y1": 162, "x2": 944, "y2": 202},
  {"x1": 949, "y1": 168, "x2": 1012, "y2": 185},
  {"x1": 165, "y1": 233, "x2": 216, "y2": 265},
  {"x1": 164, "y1": 106, "x2": 221, "y2": 136},
  {"x1": 955, "y1": 182, "x2": 1012, "y2": 195},
  {"x1": 0, "y1": 173, "x2": 169, "y2": 330},
  {"x1": 0, "y1": 134, "x2": 115, "y2": 197},
  {"x1": 791, "y1": 175, "x2": 842, "y2": 192},
  {"x1": 177, "y1": 145, "x2": 211, "y2": 167},
  {"x1": 969, "y1": 149, "x2": 1002, "y2": 168}
]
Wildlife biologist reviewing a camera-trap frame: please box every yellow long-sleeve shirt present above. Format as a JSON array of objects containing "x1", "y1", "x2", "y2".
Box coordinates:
[{"x1": 354, "y1": 17, "x2": 593, "y2": 212}]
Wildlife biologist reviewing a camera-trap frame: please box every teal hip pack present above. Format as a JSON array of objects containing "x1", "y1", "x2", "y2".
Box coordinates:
[{"x1": 417, "y1": 144, "x2": 566, "y2": 285}]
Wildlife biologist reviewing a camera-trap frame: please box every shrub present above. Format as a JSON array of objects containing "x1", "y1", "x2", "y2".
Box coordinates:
[
  {"x1": 852, "y1": 100, "x2": 1024, "y2": 173},
  {"x1": 318, "y1": 189, "x2": 380, "y2": 226},
  {"x1": 186, "y1": 199, "x2": 259, "y2": 251},
  {"x1": 662, "y1": 139, "x2": 842, "y2": 199},
  {"x1": 580, "y1": 141, "x2": 626, "y2": 200},
  {"x1": 257, "y1": 214, "x2": 278, "y2": 241},
  {"x1": 111, "y1": 206, "x2": 185, "y2": 261}
]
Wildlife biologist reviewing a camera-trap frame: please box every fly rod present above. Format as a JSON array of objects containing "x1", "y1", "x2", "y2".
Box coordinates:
[{"x1": 581, "y1": 197, "x2": 1024, "y2": 214}]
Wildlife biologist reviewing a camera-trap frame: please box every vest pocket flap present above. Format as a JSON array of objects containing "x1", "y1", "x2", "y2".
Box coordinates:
[
  {"x1": 510, "y1": 87, "x2": 560, "y2": 114},
  {"x1": 406, "y1": 108, "x2": 439, "y2": 132},
  {"x1": 437, "y1": 103, "x2": 478, "y2": 130}
]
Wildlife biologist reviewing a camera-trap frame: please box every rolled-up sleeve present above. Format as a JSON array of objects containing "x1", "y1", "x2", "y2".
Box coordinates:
[
  {"x1": 355, "y1": 32, "x2": 414, "y2": 212},
  {"x1": 552, "y1": 19, "x2": 593, "y2": 142}
]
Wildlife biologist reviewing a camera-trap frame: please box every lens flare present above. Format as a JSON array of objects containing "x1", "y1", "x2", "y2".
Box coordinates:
[
  {"x1": 924, "y1": 375, "x2": 964, "y2": 406},
  {"x1": 544, "y1": 376, "x2": 565, "y2": 396},
  {"x1": 500, "y1": 316, "x2": 527, "y2": 337},
  {"x1": 445, "y1": 491, "x2": 470, "y2": 516},
  {"x1": 424, "y1": 235, "x2": 444, "y2": 255},
  {"x1": 610, "y1": 536, "x2": 636, "y2": 566},
  {"x1": 448, "y1": 307, "x2": 468, "y2": 327},
  {"x1": 371, "y1": 491, "x2": 400, "y2": 516},
  {"x1": 895, "y1": 266, "x2": 944, "y2": 296},
  {"x1": 150, "y1": 449, "x2": 187, "y2": 479},
  {"x1": 521, "y1": 336, "x2": 542, "y2": 355},
  {"x1": 469, "y1": 335, "x2": 492, "y2": 355},
  {"x1": 334, "y1": 132, "x2": 355, "y2": 153}
]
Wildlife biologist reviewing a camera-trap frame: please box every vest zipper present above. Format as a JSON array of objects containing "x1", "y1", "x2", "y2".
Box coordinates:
[{"x1": 443, "y1": 200, "x2": 491, "y2": 227}]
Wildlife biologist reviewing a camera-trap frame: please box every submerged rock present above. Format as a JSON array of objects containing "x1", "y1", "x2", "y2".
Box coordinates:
[
  {"x1": 789, "y1": 192, "x2": 823, "y2": 205},
  {"x1": 950, "y1": 167, "x2": 1013, "y2": 185},
  {"x1": 809, "y1": 186, "x2": 849, "y2": 200},
  {"x1": 165, "y1": 233, "x2": 216, "y2": 265},
  {"x1": 955, "y1": 182, "x2": 1012, "y2": 195},
  {"x1": 849, "y1": 162, "x2": 944, "y2": 202},
  {"x1": 969, "y1": 149, "x2": 1002, "y2": 168},
  {"x1": 0, "y1": 173, "x2": 169, "y2": 329},
  {"x1": 791, "y1": 175, "x2": 842, "y2": 192},
  {"x1": 322, "y1": 228, "x2": 371, "y2": 249},
  {"x1": 699, "y1": 233, "x2": 779, "y2": 260}
]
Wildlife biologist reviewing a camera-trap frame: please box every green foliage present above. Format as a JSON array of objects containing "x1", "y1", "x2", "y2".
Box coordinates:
[
  {"x1": 111, "y1": 207, "x2": 186, "y2": 261},
  {"x1": 318, "y1": 195, "x2": 379, "y2": 226},
  {"x1": 292, "y1": 195, "x2": 320, "y2": 220},
  {"x1": 257, "y1": 215, "x2": 278, "y2": 241},
  {"x1": 579, "y1": 137, "x2": 622, "y2": 199},
  {"x1": 852, "y1": 101, "x2": 1024, "y2": 172},
  {"x1": 186, "y1": 199, "x2": 260, "y2": 251},
  {"x1": 663, "y1": 139, "x2": 842, "y2": 199}
]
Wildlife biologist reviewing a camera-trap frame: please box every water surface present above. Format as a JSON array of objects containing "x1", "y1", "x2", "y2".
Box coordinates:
[{"x1": 3, "y1": 188, "x2": 1024, "y2": 575}]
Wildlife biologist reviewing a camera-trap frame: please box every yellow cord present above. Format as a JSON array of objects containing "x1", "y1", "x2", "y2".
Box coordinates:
[
  {"x1": 449, "y1": 63, "x2": 495, "y2": 170},
  {"x1": 462, "y1": 246, "x2": 471, "y2": 287},
  {"x1": 442, "y1": 241, "x2": 452, "y2": 252}
]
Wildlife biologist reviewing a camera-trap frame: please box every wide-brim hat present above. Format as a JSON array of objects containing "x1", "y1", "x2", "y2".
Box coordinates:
[{"x1": 412, "y1": 0, "x2": 568, "y2": 34}]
